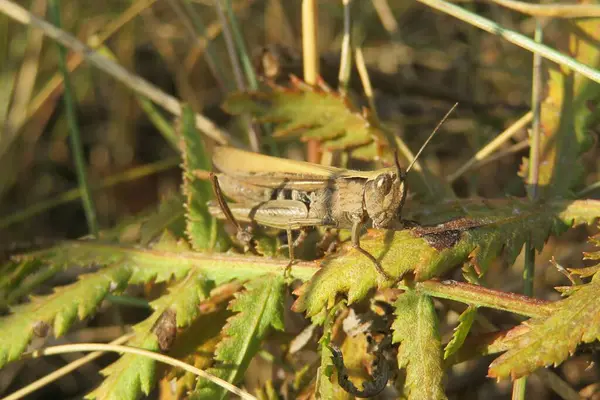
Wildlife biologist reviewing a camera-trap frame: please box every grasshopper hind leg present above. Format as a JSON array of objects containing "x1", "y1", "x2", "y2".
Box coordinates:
[
  {"x1": 351, "y1": 220, "x2": 394, "y2": 281},
  {"x1": 210, "y1": 172, "x2": 256, "y2": 253}
]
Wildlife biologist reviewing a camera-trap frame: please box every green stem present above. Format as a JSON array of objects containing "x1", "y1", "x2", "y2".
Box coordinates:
[
  {"x1": 47, "y1": 0, "x2": 98, "y2": 236},
  {"x1": 224, "y1": 0, "x2": 258, "y2": 90},
  {"x1": 417, "y1": 280, "x2": 552, "y2": 318}
]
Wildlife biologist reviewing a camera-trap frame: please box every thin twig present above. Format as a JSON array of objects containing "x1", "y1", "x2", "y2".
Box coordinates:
[
  {"x1": 489, "y1": 0, "x2": 600, "y2": 18},
  {"x1": 418, "y1": 0, "x2": 600, "y2": 85},
  {"x1": 2, "y1": 333, "x2": 135, "y2": 400},
  {"x1": 48, "y1": 0, "x2": 98, "y2": 235},
  {"x1": 20, "y1": 343, "x2": 257, "y2": 400},
  {"x1": 0, "y1": 0, "x2": 235, "y2": 146},
  {"x1": 447, "y1": 111, "x2": 532, "y2": 182}
]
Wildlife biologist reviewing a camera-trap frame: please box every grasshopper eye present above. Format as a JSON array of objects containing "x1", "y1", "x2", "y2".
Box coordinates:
[{"x1": 375, "y1": 175, "x2": 392, "y2": 195}]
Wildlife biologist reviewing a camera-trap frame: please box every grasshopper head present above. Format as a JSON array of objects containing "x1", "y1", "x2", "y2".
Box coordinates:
[{"x1": 363, "y1": 154, "x2": 407, "y2": 228}]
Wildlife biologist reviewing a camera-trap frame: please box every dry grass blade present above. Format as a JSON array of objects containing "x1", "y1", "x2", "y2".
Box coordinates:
[
  {"x1": 0, "y1": 0, "x2": 235, "y2": 146},
  {"x1": 21, "y1": 343, "x2": 257, "y2": 400}
]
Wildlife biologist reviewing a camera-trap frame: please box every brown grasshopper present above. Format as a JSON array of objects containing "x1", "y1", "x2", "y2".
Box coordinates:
[{"x1": 208, "y1": 105, "x2": 456, "y2": 280}]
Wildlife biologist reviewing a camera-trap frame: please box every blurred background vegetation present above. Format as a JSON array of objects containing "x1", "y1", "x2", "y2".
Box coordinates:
[{"x1": 0, "y1": 0, "x2": 599, "y2": 398}]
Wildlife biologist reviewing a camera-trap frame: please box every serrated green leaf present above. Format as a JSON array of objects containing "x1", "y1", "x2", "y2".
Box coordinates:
[
  {"x1": 489, "y1": 229, "x2": 600, "y2": 379},
  {"x1": 19, "y1": 239, "x2": 317, "y2": 286},
  {"x1": 521, "y1": 19, "x2": 599, "y2": 199},
  {"x1": 180, "y1": 105, "x2": 228, "y2": 252},
  {"x1": 444, "y1": 305, "x2": 477, "y2": 359},
  {"x1": 223, "y1": 85, "x2": 387, "y2": 160},
  {"x1": 87, "y1": 270, "x2": 212, "y2": 400},
  {"x1": 293, "y1": 198, "x2": 600, "y2": 317},
  {"x1": 192, "y1": 274, "x2": 285, "y2": 400},
  {"x1": 488, "y1": 273, "x2": 600, "y2": 379},
  {"x1": 0, "y1": 264, "x2": 131, "y2": 367},
  {"x1": 392, "y1": 290, "x2": 446, "y2": 400}
]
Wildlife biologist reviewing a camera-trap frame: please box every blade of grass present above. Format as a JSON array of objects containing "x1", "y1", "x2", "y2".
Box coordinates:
[
  {"x1": 224, "y1": 0, "x2": 258, "y2": 90},
  {"x1": 417, "y1": 0, "x2": 600, "y2": 85},
  {"x1": 338, "y1": 0, "x2": 352, "y2": 94},
  {"x1": 2, "y1": 0, "x2": 46, "y2": 160},
  {"x1": 213, "y1": 0, "x2": 260, "y2": 152},
  {"x1": 7, "y1": 0, "x2": 160, "y2": 162},
  {"x1": 447, "y1": 111, "x2": 533, "y2": 183},
  {"x1": 0, "y1": 0, "x2": 237, "y2": 146},
  {"x1": 47, "y1": 0, "x2": 98, "y2": 235},
  {"x1": 490, "y1": 0, "x2": 600, "y2": 18},
  {"x1": 0, "y1": 157, "x2": 179, "y2": 230},
  {"x1": 180, "y1": 0, "x2": 229, "y2": 91}
]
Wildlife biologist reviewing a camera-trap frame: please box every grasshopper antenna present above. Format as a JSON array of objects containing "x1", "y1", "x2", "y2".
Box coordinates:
[{"x1": 405, "y1": 102, "x2": 458, "y2": 174}]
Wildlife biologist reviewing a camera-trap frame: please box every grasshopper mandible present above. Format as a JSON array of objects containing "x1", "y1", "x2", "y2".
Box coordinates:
[{"x1": 208, "y1": 105, "x2": 456, "y2": 280}]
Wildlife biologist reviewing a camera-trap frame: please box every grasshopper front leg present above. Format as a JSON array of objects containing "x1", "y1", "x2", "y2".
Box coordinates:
[{"x1": 351, "y1": 220, "x2": 393, "y2": 281}]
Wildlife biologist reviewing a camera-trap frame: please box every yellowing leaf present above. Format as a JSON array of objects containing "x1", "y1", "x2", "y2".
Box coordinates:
[
  {"x1": 488, "y1": 273, "x2": 600, "y2": 379},
  {"x1": 393, "y1": 290, "x2": 446, "y2": 400},
  {"x1": 521, "y1": 19, "x2": 599, "y2": 199}
]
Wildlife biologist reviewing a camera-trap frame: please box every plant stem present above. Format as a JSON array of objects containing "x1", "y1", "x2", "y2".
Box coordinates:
[
  {"x1": 224, "y1": 0, "x2": 258, "y2": 90},
  {"x1": 338, "y1": 0, "x2": 352, "y2": 94},
  {"x1": 48, "y1": 0, "x2": 98, "y2": 236},
  {"x1": 417, "y1": 280, "x2": 552, "y2": 318}
]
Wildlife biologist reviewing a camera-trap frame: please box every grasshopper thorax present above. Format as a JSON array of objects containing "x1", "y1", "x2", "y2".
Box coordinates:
[{"x1": 363, "y1": 165, "x2": 406, "y2": 229}]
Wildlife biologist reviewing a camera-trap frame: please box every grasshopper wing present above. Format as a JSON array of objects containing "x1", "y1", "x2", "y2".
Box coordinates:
[{"x1": 213, "y1": 147, "x2": 374, "y2": 190}]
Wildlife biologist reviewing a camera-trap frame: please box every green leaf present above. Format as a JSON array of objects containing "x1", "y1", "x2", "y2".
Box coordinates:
[
  {"x1": 180, "y1": 104, "x2": 228, "y2": 252},
  {"x1": 392, "y1": 290, "x2": 446, "y2": 400},
  {"x1": 192, "y1": 274, "x2": 285, "y2": 399},
  {"x1": 520, "y1": 19, "x2": 599, "y2": 199},
  {"x1": 489, "y1": 229, "x2": 600, "y2": 379},
  {"x1": 293, "y1": 198, "x2": 600, "y2": 317},
  {"x1": 87, "y1": 270, "x2": 212, "y2": 400},
  {"x1": 444, "y1": 305, "x2": 477, "y2": 360},
  {"x1": 19, "y1": 238, "x2": 317, "y2": 287},
  {"x1": 223, "y1": 82, "x2": 388, "y2": 160},
  {"x1": 488, "y1": 273, "x2": 600, "y2": 379},
  {"x1": 0, "y1": 264, "x2": 132, "y2": 367}
]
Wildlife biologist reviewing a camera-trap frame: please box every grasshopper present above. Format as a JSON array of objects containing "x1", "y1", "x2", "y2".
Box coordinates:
[{"x1": 208, "y1": 105, "x2": 456, "y2": 280}]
